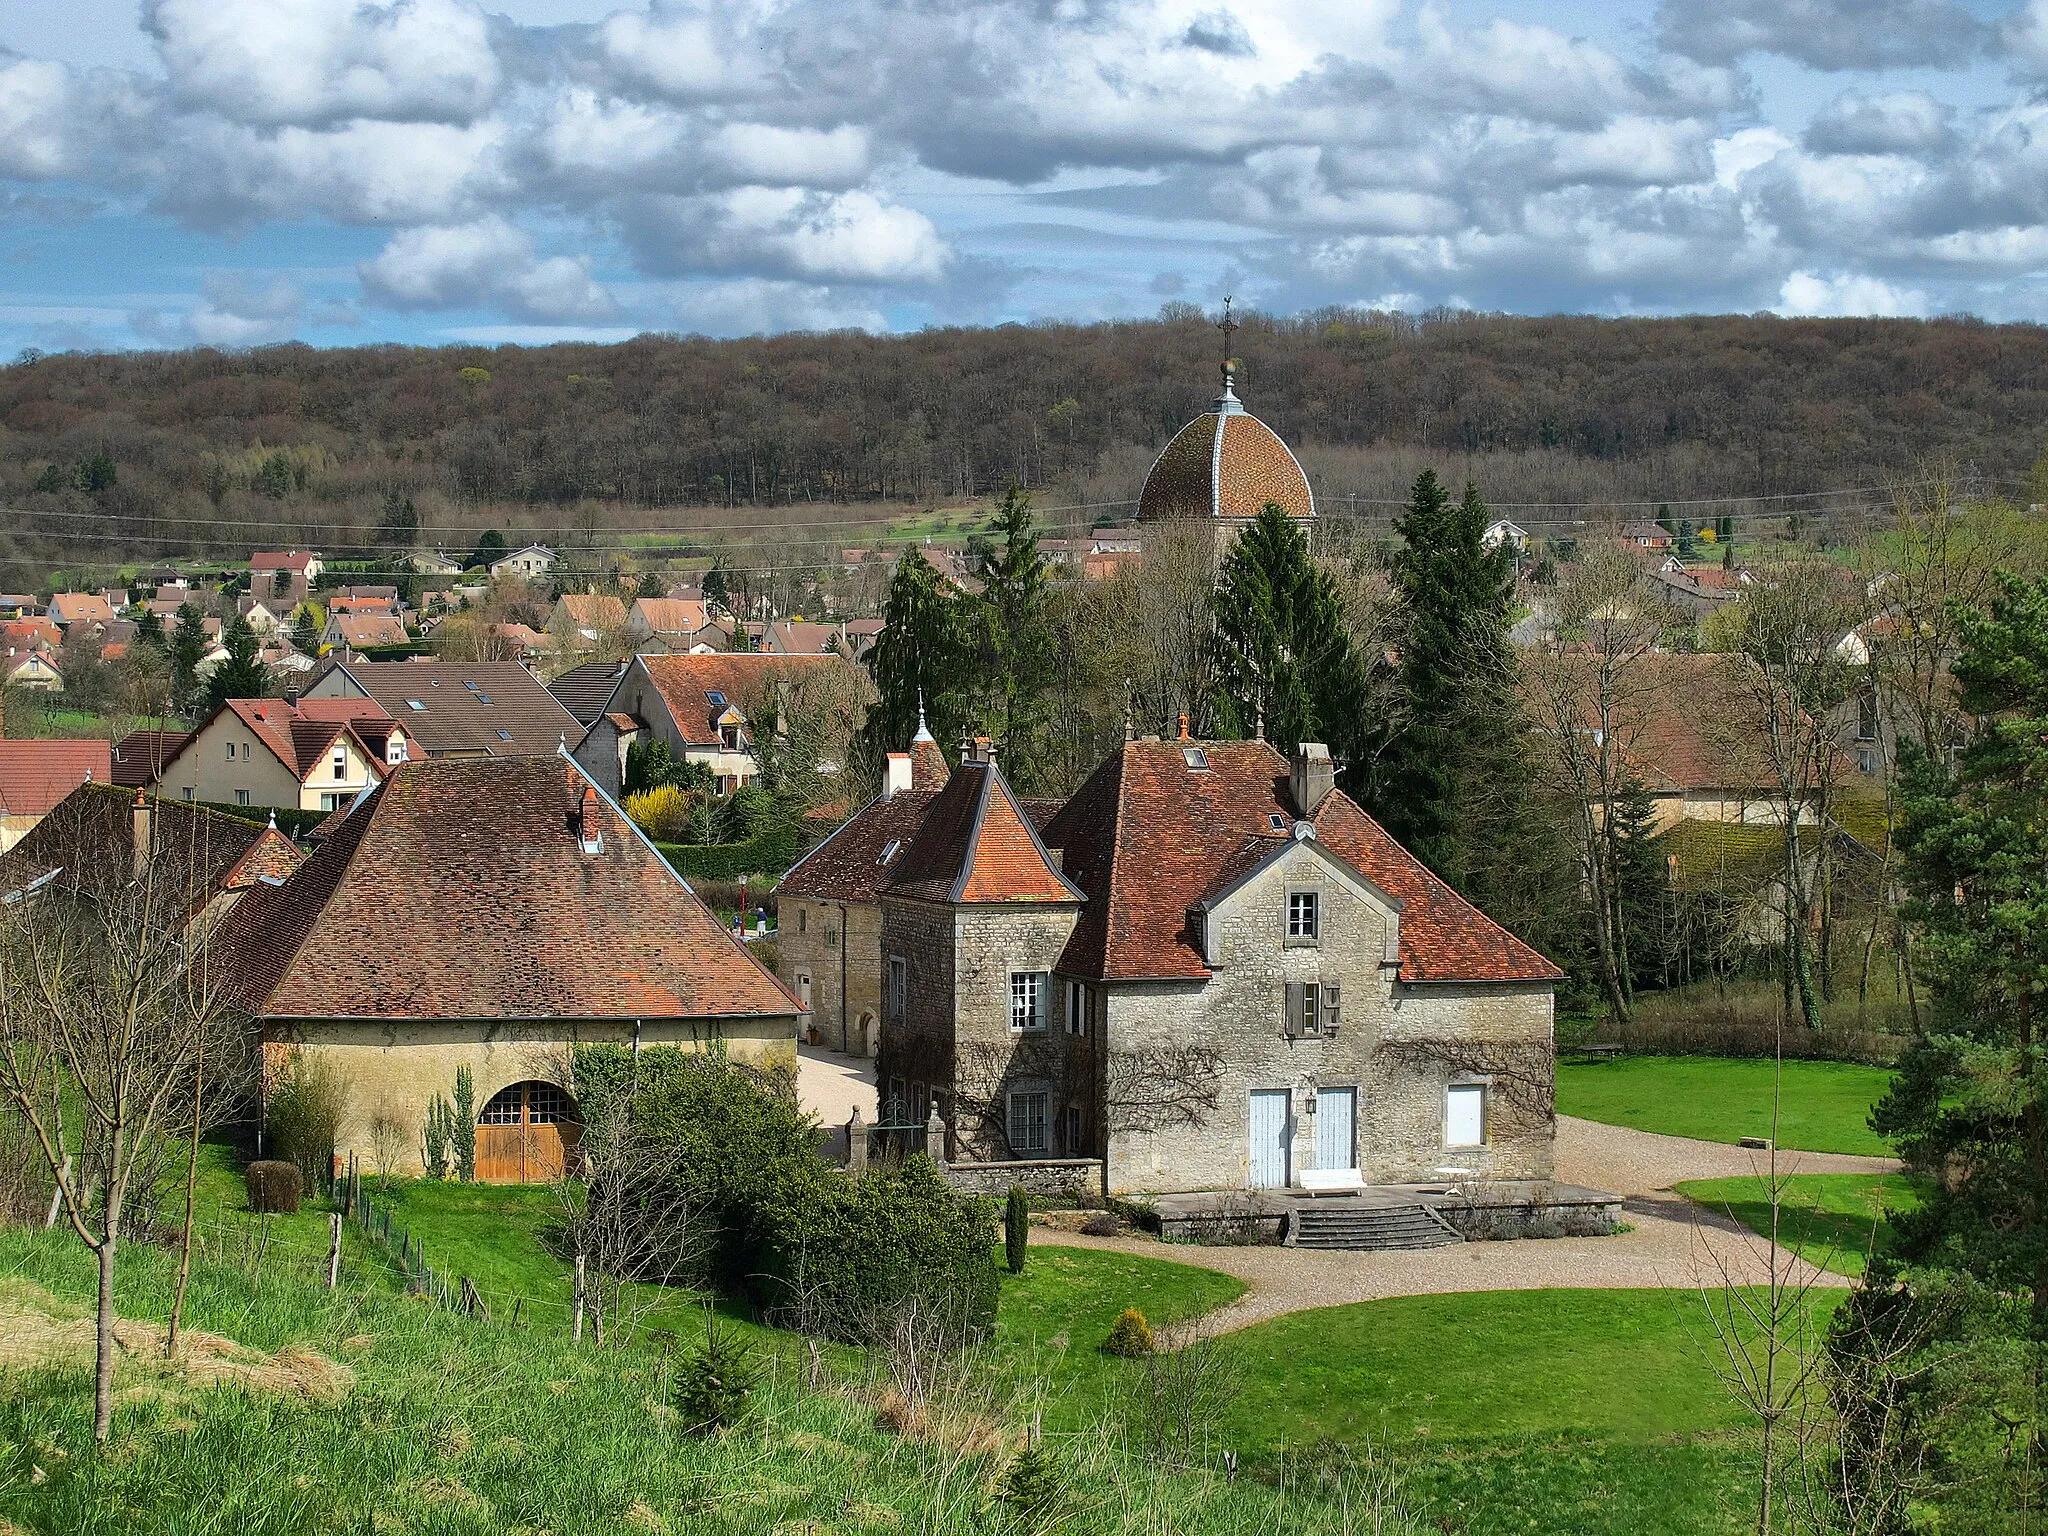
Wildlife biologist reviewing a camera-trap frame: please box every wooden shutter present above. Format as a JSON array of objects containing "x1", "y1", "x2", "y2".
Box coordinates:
[
  {"x1": 1284, "y1": 982, "x2": 1305, "y2": 1037},
  {"x1": 1321, "y1": 980, "x2": 1341, "y2": 1035}
]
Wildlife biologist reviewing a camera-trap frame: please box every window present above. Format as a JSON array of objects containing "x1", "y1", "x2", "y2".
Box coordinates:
[
  {"x1": 879, "y1": 838, "x2": 902, "y2": 865},
  {"x1": 225, "y1": 741, "x2": 234, "y2": 761},
  {"x1": 1065, "y1": 979, "x2": 1092, "y2": 1037},
  {"x1": 1007, "y1": 1089, "x2": 1050, "y2": 1154},
  {"x1": 887, "y1": 956, "x2": 908, "y2": 1022},
  {"x1": 234, "y1": 789, "x2": 250, "y2": 806},
  {"x1": 388, "y1": 741, "x2": 405, "y2": 763},
  {"x1": 181, "y1": 788, "x2": 195, "y2": 802},
  {"x1": 1269, "y1": 813, "x2": 1286, "y2": 832},
  {"x1": 1856, "y1": 691, "x2": 1879, "y2": 743},
  {"x1": 797, "y1": 907, "x2": 807, "y2": 934},
  {"x1": 1183, "y1": 746, "x2": 1209, "y2": 770},
  {"x1": 706, "y1": 690, "x2": 726, "y2": 707},
  {"x1": 406, "y1": 699, "x2": 425, "y2": 711},
  {"x1": 526, "y1": 1083, "x2": 566, "y2": 1124},
  {"x1": 496, "y1": 729, "x2": 513, "y2": 741},
  {"x1": 1062, "y1": 1104, "x2": 1083, "y2": 1155},
  {"x1": 1446, "y1": 1083, "x2": 1486, "y2": 1147},
  {"x1": 333, "y1": 747, "x2": 347, "y2": 781},
  {"x1": 320, "y1": 793, "x2": 342, "y2": 812},
  {"x1": 1287, "y1": 889, "x2": 1320, "y2": 941},
  {"x1": 1284, "y1": 981, "x2": 1342, "y2": 1038},
  {"x1": 1010, "y1": 971, "x2": 1048, "y2": 1033},
  {"x1": 476, "y1": 694, "x2": 493, "y2": 705}
]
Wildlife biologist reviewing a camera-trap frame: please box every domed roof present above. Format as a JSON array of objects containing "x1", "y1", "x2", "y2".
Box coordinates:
[{"x1": 1137, "y1": 369, "x2": 1314, "y2": 524}]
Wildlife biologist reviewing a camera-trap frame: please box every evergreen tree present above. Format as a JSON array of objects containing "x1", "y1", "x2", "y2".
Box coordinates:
[
  {"x1": 206, "y1": 614, "x2": 268, "y2": 705},
  {"x1": 134, "y1": 609, "x2": 165, "y2": 651},
  {"x1": 468, "y1": 528, "x2": 506, "y2": 571},
  {"x1": 1370, "y1": 471, "x2": 1524, "y2": 899},
  {"x1": 169, "y1": 603, "x2": 207, "y2": 715},
  {"x1": 373, "y1": 491, "x2": 419, "y2": 548},
  {"x1": 967, "y1": 487, "x2": 1057, "y2": 789},
  {"x1": 852, "y1": 549, "x2": 968, "y2": 781},
  {"x1": 702, "y1": 557, "x2": 731, "y2": 611},
  {"x1": 1875, "y1": 572, "x2": 2048, "y2": 1329},
  {"x1": 289, "y1": 609, "x2": 319, "y2": 656},
  {"x1": 1208, "y1": 503, "x2": 1371, "y2": 763},
  {"x1": 1608, "y1": 779, "x2": 1666, "y2": 995}
]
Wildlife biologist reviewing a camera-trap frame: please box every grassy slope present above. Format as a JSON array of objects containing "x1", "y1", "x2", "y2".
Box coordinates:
[
  {"x1": 1556, "y1": 1056, "x2": 1896, "y2": 1155},
  {"x1": 1677, "y1": 1172, "x2": 1924, "y2": 1279}
]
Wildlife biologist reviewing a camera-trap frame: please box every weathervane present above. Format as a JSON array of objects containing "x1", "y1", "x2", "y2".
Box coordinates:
[{"x1": 1217, "y1": 296, "x2": 1240, "y2": 393}]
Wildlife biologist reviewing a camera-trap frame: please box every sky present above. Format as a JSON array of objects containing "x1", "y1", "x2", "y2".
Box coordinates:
[{"x1": 0, "y1": 0, "x2": 2044, "y2": 352}]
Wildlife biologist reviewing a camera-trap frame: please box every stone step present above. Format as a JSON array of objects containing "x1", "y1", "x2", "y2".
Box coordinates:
[{"x1": 1289, "y1": 1203, "x2": 1463, "y2": 1251}]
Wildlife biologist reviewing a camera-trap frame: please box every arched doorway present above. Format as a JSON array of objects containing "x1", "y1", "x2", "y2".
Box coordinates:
[{"x1": 475, "y1": 1080, "x2": 581, "y2": 1183}]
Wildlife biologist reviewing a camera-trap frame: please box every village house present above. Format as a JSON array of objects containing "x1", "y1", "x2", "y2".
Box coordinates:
[
  {"x1": 0, "y1": 739, "x2": 113, "y2": 852},
  {"x1": 488, "y1": 544, "x2": 557, "y2": 581},
  {"x1": 47, "y1": 592, "x2": 117, "y2": 628},
  {"x1": 409, "y1": 549, "x2": 466, "y2": 578},
  {"x1": 547, "y1": 592, "x2": 628, "y2": 653},
  {"x1": 252, "y1": 550, "x2": 321, "y2": 604},
  {"x1": 870, "y1": 735, "x2": 1562, "y2": 1196},
  {"x1": 1617, "y1": 521, "x2": 1677, "y2": 551},
  {"x1": 153, "y1": 695, "x2": 410, "y2": 813},
  {"x1": 306, "y1": 659, "x2": 580, "y2": 758},
  {"x1": 776, "y1": 723, "x2": 955, "y2": 1056},
  {"x1": 110, "y1": 729, "x2": 190, "y2": 788},
  {"x1": 322, "y1": 612, "x2": 411, "y2": 652},
  {"x1": 216, "y1": 754, "x2": 803, "y2": 1180},
  {"x1": 547, "y1": 659, "x2": 630, "y2": 729},
  {"x1": 1481, "y1": 518, "x2": 1531, "y2": 553},
  {"x1": 2, "y1": 649, "x2": 62, "y2": 691},
  {"x1": 625, "y1": 595, "x2": 716, "y2": 649}
]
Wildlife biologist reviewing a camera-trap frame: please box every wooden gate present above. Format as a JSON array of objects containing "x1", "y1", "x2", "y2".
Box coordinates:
[{"x1": 474, "y1": 1081, "x2": 581, "y2": 1184}]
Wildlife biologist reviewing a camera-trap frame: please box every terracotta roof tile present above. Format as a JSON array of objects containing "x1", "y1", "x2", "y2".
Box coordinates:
[
  {"x1": 633, "y1": 653, "x2": 861, "y2": 748},
  {"x1": 1042, "y1": 739, "x2": 1559, "y2": 984},
  {"x1": 1137, "y1": 398, "x2": 1314, "y2": 523},
  {"x1": 548, "y1": 660, "x2": 629, "y2": 724},
  {"x1": 110, "y1": 730, "x2": 188, "y2": 787},
  {"x1": 556, "y1": 593, "x2": 628, "y2": 630},
  {"x1": 778, "y1": 789, "x2": 938, "y2": 902},
  {"x1": 218, "y1": 756, "x2": 799, "y2": 1021},
  {"x1": 886, "y1": 758, "x2": 1083, "y2": 905},
  {"x1": 0, "y1": 740, "x2": 113, "y2": 815}
]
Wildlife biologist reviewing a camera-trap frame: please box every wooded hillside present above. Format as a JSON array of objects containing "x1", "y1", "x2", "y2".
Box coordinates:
[{"x1": 4, "y1": 306, "x2": 2046, "y2": 583}]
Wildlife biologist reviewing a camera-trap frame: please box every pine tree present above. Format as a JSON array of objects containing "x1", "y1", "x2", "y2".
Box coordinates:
[
  {"x1": 373, "y1": 491, "x2": 419, "y2": 548},
  {"x1": 967, "y1": 487, "x2": 1057, "y2": 788},
  {"x1": 206, "y1": 614, "x2": 269, "y2": 706},
  {"x1": 852, "y1": 549, "x2": 968, "y2": 782},
  {"x1": 169, "y1": 603, "x2": 208, "y2": 715},
  {"x1": 1208, "y1": 503, "x2": 1371, "y2": 762},
  {"x1": 1371, "y1": 471, "x2": 1524, "y2": 898}
]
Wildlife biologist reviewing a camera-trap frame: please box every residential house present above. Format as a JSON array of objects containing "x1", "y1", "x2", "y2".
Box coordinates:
[
  {"x1": 410, "y1": 549, "x2": 465, "y2": 577},
  {"x1": 0, "y1": 739, "x2": 113, "y2": 851},
  {"x1": 766, "y1": 620, "x2": 850, "y2": 657},
  {"x1": 1482, "y1": 519, "x2": 1530, "y2": 553},
  {"x1": 0, "y1": 782, "x2": 303, "y2": 924},
  {"x1": 1646, "y1": 561, "x2": 1744, "y2": 622},
  {"x1": 322, "y1": 613, "x2": 412, "y2": 651},
  {"x1": 873, "y1": 736, "x2": 1562, "y2": 1196},
  {"x1": 252, "y1": 550, "x2": 321, "y2": 604},
  {"x1": 488, "y1": 622, "x2": 555, "y2": 661},
  {"x1": 154, "y1": 696, "x2": 410, "y2": 813},
  {"x1": 1137, "y1": 361, "x2": 1315, "y2": 554},
  {"x1": 0, "y1": 595, "x2": 37, "y2": 618},
  {"x1": 307, "y1": 659, "x2": 581, "y2": 758},
  {"x1": 488, "y1": 544, "x2": 557, "y2": 580},
  {"x1": 110, "y1": 729, "x2": 190, "y2": 788},
  {"x1": 570, "y1": 652, "x2": 869, "y2": 797},
  {"x1": 47, "y1": 592, "x2": 117, "y2": 627},
  {"x1": 547, "y1": 592, "x2": 629, "y2": 653},
  {"x1": 1, "y1": 617, "x2": 60, "y2": 652},
  {"x1": 2, "y1": 650, "x2": 62, "y2": 691},
  {"x1": 1617, "y1": 521, "x2": 1676, "y2": 550},
  {"x1": 626, "y1": 596, "x2": 712, "y2": 648},
  {"x1": 216, "y1": 754, "x2": 803, "y2": 1180},
  {"x1": 236, "y1": 597, "x2": 285, "y2": 634},
  {"x1": 776, "y1": 727, "x2": 954, "y2": 1056}
]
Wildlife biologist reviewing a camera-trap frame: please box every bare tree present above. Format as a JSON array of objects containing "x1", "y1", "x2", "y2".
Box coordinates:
[{"x1": 0, "y1": 819, "x2": 248, "y2": 1439}]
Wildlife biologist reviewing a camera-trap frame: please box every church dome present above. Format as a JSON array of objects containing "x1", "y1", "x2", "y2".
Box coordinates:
[{"x1": 1137, "y1": 367, "x2": 1315, "y2": 524}]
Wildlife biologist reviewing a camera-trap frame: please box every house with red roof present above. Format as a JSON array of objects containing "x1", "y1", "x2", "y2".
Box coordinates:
[
  {"x1": 215, "y1": 753, "x2": 801, "y2": 1180},
  {"x1": 865, "y1": 734, "x2": 1562, "y2": 1198},
  {"x1": 46, "y1": 592, "x2": 117, "y2": 628},
  {"x1": 154, "y1": 696, "x2": 410, "y2": 813},
  {"x1": 0, "y1": 739, "x2": 113, "y2": 851}
]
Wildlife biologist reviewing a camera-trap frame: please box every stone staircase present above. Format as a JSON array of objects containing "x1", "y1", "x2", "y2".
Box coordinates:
[{"x1": 1287, "y1": 1200, "x2": 1463, "y2": 1251}]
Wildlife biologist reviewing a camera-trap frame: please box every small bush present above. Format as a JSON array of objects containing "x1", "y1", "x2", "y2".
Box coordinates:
[
  {"x1": 1004, "y1": 1186, "x2": 1029, "y2": 1274},
  {"x1": 245, "y1": 1160, "x2": 302, "y2": 1214},
  {"x1": 625, "y1": 784, "x2": 696, "y2": 842},
  {"x1": 1103, "y1": 1307, "x2": 1155, "y2": 1357},
  {"x1": 995, "y1": 1443, "x2": 1063, "y2": 1520},
  {"x1": 671, "y1": 1317, "x2": 755, "y2": 1435},
  {"x1": 266, "y1": 1052, "x2": 350, "y2": 1190},
  {"x1": 1080, "y1": 1212, "x2": 1119, "y2": 1237}
]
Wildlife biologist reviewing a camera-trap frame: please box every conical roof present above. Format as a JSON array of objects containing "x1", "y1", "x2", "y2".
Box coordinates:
[{"x1": 1138, "y1": 370, "x2": 1314, "y2": 523}]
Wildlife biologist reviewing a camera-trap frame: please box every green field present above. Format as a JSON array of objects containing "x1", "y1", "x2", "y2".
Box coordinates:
[
  {"x1": 1677, "y1": 1172, "x2": 1923, "y2": 1278},
  {"x1": 1557, "y1": 1055, "x2": 1896, "y2": 1155}
]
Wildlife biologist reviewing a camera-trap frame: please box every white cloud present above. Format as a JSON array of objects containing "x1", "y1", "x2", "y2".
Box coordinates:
[
  {"x1": 1803, "y1": 90, "x2": 1951, "y2": 155},
  {"x1": 1658, "y1": 0, "x2": 1986, "y2": 71},
  {"x1": 360, "y1": 218, "x2": 617, "y2": 321},
  {"x1": 1777, "y1": 270, "x2": 1928, "y2": 316},
  {"x1": 626, "y1": 188, "x2": 950, "y2": 283}
]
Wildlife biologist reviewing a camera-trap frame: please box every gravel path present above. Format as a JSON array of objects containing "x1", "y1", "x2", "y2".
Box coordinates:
[{"x1": 1037, "y1": 1115, "x2": 1901, "y2": 1338}]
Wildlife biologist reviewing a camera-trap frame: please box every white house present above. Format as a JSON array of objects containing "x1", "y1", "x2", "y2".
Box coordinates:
[{"x1": 489, "y1": 545, "x2": 558, "y2": 581}]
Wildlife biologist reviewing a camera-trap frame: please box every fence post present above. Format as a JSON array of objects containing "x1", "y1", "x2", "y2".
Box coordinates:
[
  {"x1": 573, "y1": 1254, "x2": 586, "y2": 1345},
  {"x1": 327, "y1": 1212, "x2": 341, "y2": 1290},
  {"x1": 847, "y1": 1109, "x2": 867, "y2": 1174}
]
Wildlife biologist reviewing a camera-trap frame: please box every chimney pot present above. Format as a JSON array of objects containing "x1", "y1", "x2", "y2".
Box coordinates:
[
  {"x1": 1176, "y1": 713, "x2": 1190, "y2": 741},
  {"x1": 1291, "y1": 741, "x2": 1335, "y2": 817},
  {"x1": 882, "y1": 751, "x2": 912, "y2": 800}
]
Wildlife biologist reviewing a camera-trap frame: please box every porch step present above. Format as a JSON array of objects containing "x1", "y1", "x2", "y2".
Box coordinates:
[{"x1": 1289, "y1": 1202, "x2": 1463, "y2": 1251}]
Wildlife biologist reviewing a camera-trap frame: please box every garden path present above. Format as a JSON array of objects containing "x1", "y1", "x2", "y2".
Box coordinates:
[{"x1": 1035, "y1": 1115, "x2": 1901, "y2": 1338}]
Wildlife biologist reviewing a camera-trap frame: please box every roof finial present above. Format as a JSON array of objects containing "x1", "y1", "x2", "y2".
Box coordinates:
[
  {"x1": 267, "y1": 808, "x2": 277, "y2": 830},
  {"x1": 913, "y1": 691, "x2": 934, "y2": 744},
  {"x1": 1214, "y1": 297, "x2": 1243, "y2": 414}
]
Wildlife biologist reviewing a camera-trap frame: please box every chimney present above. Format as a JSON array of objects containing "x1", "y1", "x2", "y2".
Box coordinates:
[
  {"x1": 1290, "y1": 742, "x2": 1335, "y2": 818},
  {"x1": 283, "y1": 684, "x2": 300, "y2": 708},
  {"x1": 132, "y1": 790, "x2": 151, "y2": 875},
  {"x1": 570, "y1": 784, "x2": 603, "y2": 854},
  {"x1": 1176, "y1": 713, "x2": 1190, "y2": 741},
  {"x1": 882, "y1": 751, "x2": 913, "y2": 800}
]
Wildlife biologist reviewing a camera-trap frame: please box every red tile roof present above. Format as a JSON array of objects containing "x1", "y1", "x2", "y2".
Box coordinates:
[
  {"x1": 885, "y1": 757, "x2": 1084, "y2": 905},
  {"x1": 110, "y1": 729, "x2": 189, "y2": 787},
  {"x1": 633, "y1": 653, "x2": 861, "y2": 748},
  {"x1": 1043, "y1": 739, "x2": 1560, "y2": 984},
  {"x1": 911, "y1": 736, "x2": 949, "y2": 789},
  {"x1": 779, "y1": 789, "x2": 937, "y2": 902},
  {"x1": 166, "y1": 698, "x2": 393, "y2": 785},
  {"x1": 218, "y1": 756, "x2": 800, "y2": 1022},
  {"x1": 252, "y1": 550, "x2": 316, "y2": 572},
  {"x1": 556, "y1": 593, "x2": 629, "y2": 630},
  {"x1": 330, "y1": 615, "x2": 411, "y2": 649},
  {"x1": 0, "y1": 740, "x2": 113, "y2": 816},
  {"x1": 47, "y1": 593, "x2": 116, "y2": 625},
  {"x1": 630, "y1": 596, "x2": 709, "y2": 635}
]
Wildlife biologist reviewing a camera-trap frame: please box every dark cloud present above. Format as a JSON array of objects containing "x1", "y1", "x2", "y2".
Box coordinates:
[{"x1": 1657, "y1": 0, "x2": 1989, "y2": 70}]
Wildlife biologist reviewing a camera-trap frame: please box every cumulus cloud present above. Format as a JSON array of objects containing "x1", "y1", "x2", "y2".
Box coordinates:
[
  {"x1": 132, "y1": 270, "x2": 308, "y2": 347},
  {"x1": 1777, "y1": 270, "x2": 1929, "y2": 316},
  {"x1": 359, "y1": 217, "x2": 617, "y2": 322},
  {"x1": 1658, "y1": 0, "x2": 1987, "y2": 71},
  {"x1": 623, "y1": 188, "x2": 950, "y2": 284},
  {"x1": 1803, "y1": 91, "x2": 1951, "y2": 155}
]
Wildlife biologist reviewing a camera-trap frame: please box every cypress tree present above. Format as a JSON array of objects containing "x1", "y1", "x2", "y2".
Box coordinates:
[
  {"x1": 206, "y1": 614, "x2": 269, "y2": 706},
  {"x1": 1208, "y1": 503, "x2": 1371, "y2": 764},
  {"x1": 968, "y1": 488, "x2": 1057, "y2": 789},
  {"x1": 1371, "y1": 470, "x2": 1523, "y2": 897},
  {"x1": 852, "y1": 548, "x2": 968, "y2": 780}
]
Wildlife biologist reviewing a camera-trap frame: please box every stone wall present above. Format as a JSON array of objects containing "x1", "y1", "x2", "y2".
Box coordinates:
[
  {"x1": 941, "y1": 1158, "x2": 1104, "y2": 1199},
  {"x1": 778, "y1": 896, "x2": 883, "y2": 1055},
  {"x1": 1100, "y1": 835, "x2": 1554, "y2": 1195},
  {"x1": 270, "y1": 1013, "x2": 797, "y2": 1175}
]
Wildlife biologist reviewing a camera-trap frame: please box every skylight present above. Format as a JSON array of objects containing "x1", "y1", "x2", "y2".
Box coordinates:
[
  {"x1": 476, "y1": 694, "x2": 494, "y2": 705},
  {"x1": 497, "y1": 729, "x2": 513, "y2": 741},
  {"x1": 879, "y1": 839, "x2": 902, "y2": 865},
  {"x1": 1183, "y1": 747, "x2": 1209, "y2": 770},
  {"x1": 1270, "y1": 813, "x2": 1286, "y2": 832},
  {"x1": 406, "y1": 700, "x2": 425, "y2": 711},
  {"x1": 706, "y1": 690, "x2": 726, "y2": 706}
]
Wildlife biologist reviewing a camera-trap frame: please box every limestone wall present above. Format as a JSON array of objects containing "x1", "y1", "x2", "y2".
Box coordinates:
[{"x1": 779, "y1": 897, "x2": 884, "y2": 1055}]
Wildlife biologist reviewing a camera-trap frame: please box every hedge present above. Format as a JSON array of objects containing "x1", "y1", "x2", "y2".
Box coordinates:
[
  {"x1": 196, "y1": 800, "x2": 330, "y2": 837},
  {"x1": 655, "y1": 820, "x2": 805, "y2": 882}
]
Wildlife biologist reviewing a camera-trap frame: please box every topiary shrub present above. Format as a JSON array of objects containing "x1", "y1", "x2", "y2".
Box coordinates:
[
  {"x1": 452, "y1": 1066, "x2": 476, "y2": 1183},
  {"x1": 245, "y1": 1160, "x2": 302, "y2": 1214},
  {"x1": 1103, "y1": 1307, "x2": 1155, "y2": 1357},
  {"x1": 671, "y1": 1317, "x2": 756, "y2": 1435},
  {"x1": 1004, "y1": 1186, "x2": 1030, "y2": 1274}
]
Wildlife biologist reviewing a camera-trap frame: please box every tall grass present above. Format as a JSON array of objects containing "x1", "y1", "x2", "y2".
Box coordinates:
[{"x1": 1571, "y1": 979, "x2": 1907, "y2": 1063}]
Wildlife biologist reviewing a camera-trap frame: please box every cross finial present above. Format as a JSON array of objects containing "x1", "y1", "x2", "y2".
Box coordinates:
[{"x1": 1217, "y1": 296, "x2": 1240, "y2": 392}]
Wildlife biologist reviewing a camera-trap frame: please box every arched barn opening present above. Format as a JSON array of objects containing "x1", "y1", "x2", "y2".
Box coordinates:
[{"x1": 475, "y1": 1080, "x2": 581, "y2": 1183}]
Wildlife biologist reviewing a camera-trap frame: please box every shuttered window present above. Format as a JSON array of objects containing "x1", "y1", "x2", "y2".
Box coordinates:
[
  {"x1": 1285, "y1": 982, "x2": 1340, "y2": 1037},
  {"x1": 1007, "y1": 1090, "x2": 1050, "y2": 1153},
  {"x1": 1321, "y1": 981, "x2": 1342, "y2": 1034}
]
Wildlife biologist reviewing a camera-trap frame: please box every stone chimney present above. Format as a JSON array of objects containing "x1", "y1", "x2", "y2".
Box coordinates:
[
  {"x1": 882, "y1": 751, "x2": 913, "y2": 800},
  {"x1": 1290, "y1": 742, "x2": 1335, "y2": 818}
]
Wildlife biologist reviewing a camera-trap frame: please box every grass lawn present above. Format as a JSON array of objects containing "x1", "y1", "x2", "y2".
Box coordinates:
[
  {"x1": 1557, "y1": 1055, "x2": 1895, "y2": 1155},
  {"x1": 1677, "y1": 1172, "x2": 1925, "y2": 1278}
]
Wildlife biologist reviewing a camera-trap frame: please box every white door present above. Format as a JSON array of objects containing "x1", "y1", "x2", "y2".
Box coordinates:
[
  {"x1": 1315, "y1": 1087, "x2": 1357, "y2": 1173},
  {"x1": 1248, "y1": 1089, "x2": 1291, "y2": 1188}
]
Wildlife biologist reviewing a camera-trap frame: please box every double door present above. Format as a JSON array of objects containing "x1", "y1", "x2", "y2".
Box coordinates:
[{"x1": 1248, "y1": 1086, "x2": 1359, "y2": 1188}]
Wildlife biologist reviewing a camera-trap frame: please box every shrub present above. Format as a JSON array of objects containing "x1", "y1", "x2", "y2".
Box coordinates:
[
  {"x1": 1004, "y1": 1186, "x2": 1030, "y2": 1274},
  {"x1": 625, "y1": 784, "x2": 696, "y2": 842},
  {"x1": 422, "y1": 1095, "x2": 455, "y2": 1179},
  {"x1": 995, "y1": 1443, "x2": 1063, "y2": 1520},
  {"x1": 670, "y1": 1317, "x2": 756, "y2": 1435},
  {"x1": 452, "y1": 1066, "x2": 476, "y2": 1183},
  {"x1": 1103, "y1": 1307, "x2": 1155, "y2": 1357},
  {"x1": 245, "y1": 1160, "x2": 302, "y2": 1214},
  {"x1": 266, "y1": 1052, "x2": 350, "y2": 1190},
  {"x1": 1080, "y1": 1212, "x2": 1119, "y2": 1237}
]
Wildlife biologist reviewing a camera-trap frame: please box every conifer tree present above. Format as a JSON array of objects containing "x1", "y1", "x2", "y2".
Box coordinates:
[
  {"x1": 169, "y1": 603, "x2": 208, "y2": 715},
  {"x1": 1371, "y1": 470, "x2": 1524, "y2": 898},
  {"x1": 1208, "y1": 504, "x2": 1371, "y2": 764},
  {"x1": 968, "y1": 487, "x2": 1057, "y2": 789},
  {"x1": 206, "y1": 614, "x2": 268, "y2": 706},
  {"x1": 853, "y1": 548, "x2": 968, "y2": 782}
]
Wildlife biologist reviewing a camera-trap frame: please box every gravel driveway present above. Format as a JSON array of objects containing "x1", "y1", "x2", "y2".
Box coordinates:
[{"x1": 1036, "y1": 1115, "x2": 1901, "y2": 1338}]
